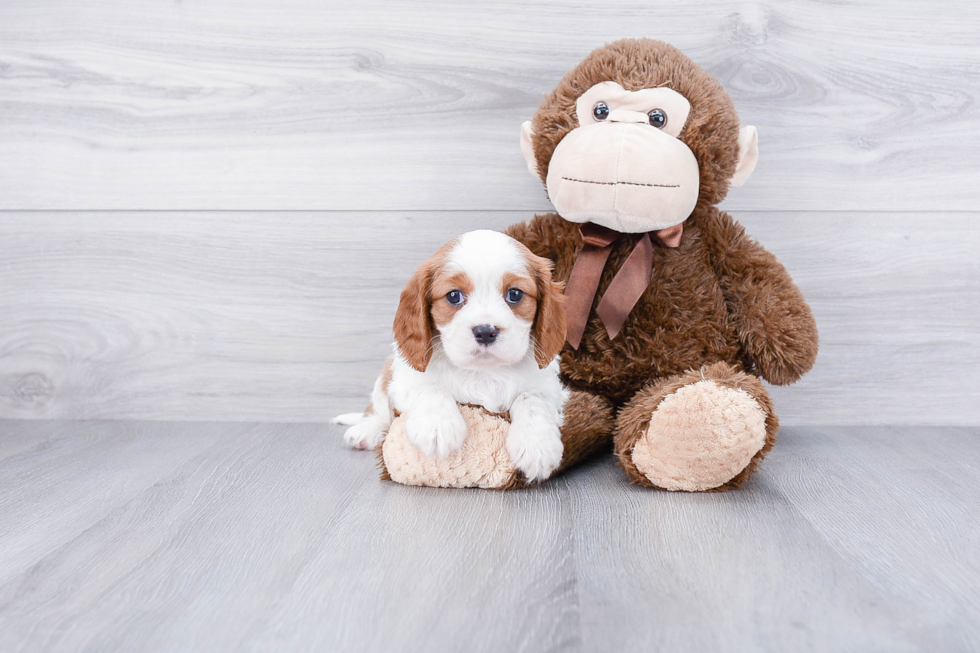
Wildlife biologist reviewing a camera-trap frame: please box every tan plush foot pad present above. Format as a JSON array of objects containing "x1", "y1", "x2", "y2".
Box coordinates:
[
  {"x1": 632, "y1": 380, "x2": 768, "y2": 492},
  {"x1": 377, "y1": 405, "x2": 523, "y2": 489}
]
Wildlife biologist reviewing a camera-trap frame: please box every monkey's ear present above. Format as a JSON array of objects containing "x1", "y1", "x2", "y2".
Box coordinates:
[
  {"x1": 730, "y1": 125, "x2": 759, "y2": 189},
  {"x1": 520, "y1": 120, "x2": 539, "y2": 177}
]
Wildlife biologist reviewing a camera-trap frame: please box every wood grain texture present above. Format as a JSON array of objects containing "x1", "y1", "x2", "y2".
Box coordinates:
[
  {"x1": 567, "y1": 425, "x2": 980, "y2": 652},
  {"x1": 0, "y1": 419, "x2": 577, "y2": 653},
  {"x1": 1, "y1": 1, "x2": 978, "y2": 211},
  {"x1": 1, "y1": 420, "x2": 978, "y2": 651},
  {"x1": 768, "y1": 426, "x2": 980, "y2": 651},
  {"x1": 1, "y1": 211, "x2": 977, "y2": 424}
]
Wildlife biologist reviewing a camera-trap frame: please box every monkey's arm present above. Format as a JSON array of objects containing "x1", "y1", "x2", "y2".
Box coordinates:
[{"x1": 703, "y1": 210, "x2": 818, "y2": 386}]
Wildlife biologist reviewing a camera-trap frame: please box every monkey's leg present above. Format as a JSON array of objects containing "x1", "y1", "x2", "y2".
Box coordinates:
[
  {"x1": 377, "y1": 390, "x2": 613, "y2": 489},
  {"x1": 379, "y1": 405, "x2": 520, "y2": 489},
  {"x1": 554, "y1": 389, "x2": 616, "y2": 475},
  {"x1": 614, "y1": 362, "x2": 778, "y2": 492}
]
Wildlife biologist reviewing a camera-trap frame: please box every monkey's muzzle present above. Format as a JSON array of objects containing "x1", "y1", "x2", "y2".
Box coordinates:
[{"x1": 546, "y1": 122, "x2": 700, "y2": 233}]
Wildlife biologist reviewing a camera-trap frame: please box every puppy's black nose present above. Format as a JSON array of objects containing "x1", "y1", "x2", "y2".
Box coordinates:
[{"x1": 472, "y1": 324, "x2": 499, "y2": 345}]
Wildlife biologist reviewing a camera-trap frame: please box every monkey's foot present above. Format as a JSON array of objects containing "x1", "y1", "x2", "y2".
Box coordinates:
[
  {"x1": 378, "y1": 405, "x2": 523, "y2": 489},
  {"x1": 615, "y1": 362, "x2": 778, "y2": 492}
]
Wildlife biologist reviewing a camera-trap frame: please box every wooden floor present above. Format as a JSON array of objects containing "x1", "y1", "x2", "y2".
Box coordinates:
[{"x1": 1, "y1": 418, "x2": 977, "y2": 652}]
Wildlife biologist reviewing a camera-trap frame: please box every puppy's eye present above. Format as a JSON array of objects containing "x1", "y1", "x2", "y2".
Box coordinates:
[
  {"x1": 648, "y1": 109, "x2": 667, "y2": 129},
  {"x1": 446, "y1": 290, "x2": 464, "y2": 306},
  {"x1": 506, "y1": 288, "x2": 524, "y2": 304},
  {"x1": 592, "y1": 102, "x2": 610, "y2": 121}
]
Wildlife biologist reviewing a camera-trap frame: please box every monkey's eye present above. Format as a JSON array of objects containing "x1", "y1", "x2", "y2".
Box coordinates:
[
  {"x1": 592, "y1": 102, "x2": 610, "y2": 121},
  {"x1": 648, "y1": 109, "x2": 667, "y2": 128},
  {"x1": 446, "y1": 290, "x2": 464, "y2": 306},
  {"x1": 506, "y1": 288, "x2": 524, "y2": 304}
]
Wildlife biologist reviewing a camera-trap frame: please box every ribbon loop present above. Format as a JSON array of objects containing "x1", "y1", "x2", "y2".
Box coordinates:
[
  {"x1": 595, "y1": 233, "x2": 654, "y2": 341},
  {"x1": 564, "y1": 228, "x2": 615, "y2": 349},
  {"x1": 580, "y1": 223, "x2": 619, "y2": 248}
]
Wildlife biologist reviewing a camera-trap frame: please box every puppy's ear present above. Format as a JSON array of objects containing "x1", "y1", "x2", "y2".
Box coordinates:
[
  {"x1": 393, "y1": 258, "x2": 435, "y2": 372},
  {"x1": 529, "y1": 253, "x2": 567, "y2": 369}
]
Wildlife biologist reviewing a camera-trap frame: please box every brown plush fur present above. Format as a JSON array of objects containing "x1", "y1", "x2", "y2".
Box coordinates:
[
  {"x1": 508, "y1": 208, "x2": 817, "y2": 403},
  {"x1": 556, "y1": 390, "x2": 616, "y2": 473},
  {"x1": 507, "y1": 38, "x2": 818, "y2": 489}
]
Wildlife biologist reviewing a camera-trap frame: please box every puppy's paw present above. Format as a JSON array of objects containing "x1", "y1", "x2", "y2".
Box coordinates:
[
  {"x1": 405, "y1": 406, "x2": 467, "y2": 458},
  {"x1": 506, "y1": 419, "x2": 563, "y2": 482},
  {"x1": 343, "y1": 417, "x2": 386, "y2": 450}
]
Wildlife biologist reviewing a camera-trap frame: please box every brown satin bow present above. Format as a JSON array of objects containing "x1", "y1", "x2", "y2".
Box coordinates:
[{"x1": 565, "y1": 222, "x2": 684, "y2": 349}]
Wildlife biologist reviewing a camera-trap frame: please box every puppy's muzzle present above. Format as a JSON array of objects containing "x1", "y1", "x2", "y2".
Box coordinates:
[{"x1": 472, "y1": 324, "x2": 499, "y2": 345}]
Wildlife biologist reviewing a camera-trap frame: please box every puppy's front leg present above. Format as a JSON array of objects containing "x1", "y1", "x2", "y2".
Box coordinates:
[
  {"x1": 402, "y1": 389, "x2": 467, "y2": 458},
  {"x1": 507, "y1": 393, "x2": 564, "y2": 482}
]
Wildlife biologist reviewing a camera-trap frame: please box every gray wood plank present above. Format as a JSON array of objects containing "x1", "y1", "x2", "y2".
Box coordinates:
[
  {"x1": 1, "y1": 211, "x2": 977, "y2": 425},
  {"x1": 0, "y1": 421, "x2": 233, "y2": 587},
  {"x1": 244, "y1": 462, "x2": 578, "y2": 653},
  {"x1": 766, "y1": 426, "x2": 980, "y2": 652},
  {"x1": 566, "y1": 458, "x2": 918, "y2": 652},
  {"x1": 1, "y1": 1, "x2": 978, "y2": 211},
  {"x1": 1, "y1": 420, "x2": 979, "y2": 651},
  {"x1": 0, "y1": 420, "x2": 66, "y2": 462},
  {"x1": 566, "y1": 426, "x2": 980, "y2": 652},
  {"x1": 0, "y1": 419, "x2": 578, "y2": 652}
]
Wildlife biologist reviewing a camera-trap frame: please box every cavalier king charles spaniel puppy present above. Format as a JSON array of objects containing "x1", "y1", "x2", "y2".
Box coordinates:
[{"x1": 333, "y1": 230, "x2": 568, "y2": 481}]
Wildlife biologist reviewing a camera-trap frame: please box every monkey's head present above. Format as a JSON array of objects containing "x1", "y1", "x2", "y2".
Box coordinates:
[{"x1": 521, "y1": 39, "x2": 759, "y2": 233}]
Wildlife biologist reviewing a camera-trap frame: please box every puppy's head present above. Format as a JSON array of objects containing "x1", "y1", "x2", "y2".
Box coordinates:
[{"x1": 393, "y1": 230, "x2": 566, "y2": 372}]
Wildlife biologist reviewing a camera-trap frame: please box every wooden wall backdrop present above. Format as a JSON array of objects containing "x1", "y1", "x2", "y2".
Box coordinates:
[{"x1": 1, "y1": 1, "x2": 978, "y2": 424}]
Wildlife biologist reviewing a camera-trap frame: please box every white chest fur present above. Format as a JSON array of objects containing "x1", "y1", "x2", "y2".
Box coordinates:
[{"x1": 389, "y1": 348, "x2": 567, "y2": 416}]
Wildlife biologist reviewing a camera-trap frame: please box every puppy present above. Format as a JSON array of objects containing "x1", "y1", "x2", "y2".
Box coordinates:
[{"x1": 333, "y1": 230, "x2": 568, "y2": 482}]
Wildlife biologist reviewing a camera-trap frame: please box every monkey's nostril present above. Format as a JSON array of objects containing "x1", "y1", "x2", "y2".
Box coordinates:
[{"x1": 472, "y1": 324, "x2": 499, "y2": 345}]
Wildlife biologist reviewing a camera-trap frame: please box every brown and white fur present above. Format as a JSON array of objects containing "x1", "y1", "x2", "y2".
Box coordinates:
[{"x1": 333, "y1": 230, "x2": 569, "y2": 482}]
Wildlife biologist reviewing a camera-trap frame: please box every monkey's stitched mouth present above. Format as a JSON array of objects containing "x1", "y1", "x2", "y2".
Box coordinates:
[{"x1": 562, "y1": 176, "x2": 679, "y2": 188}]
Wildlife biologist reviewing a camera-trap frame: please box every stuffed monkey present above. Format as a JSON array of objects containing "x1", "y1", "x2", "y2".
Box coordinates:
[{"x1": 380, "y1": 38, "x2": 817, "y2": 491}]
